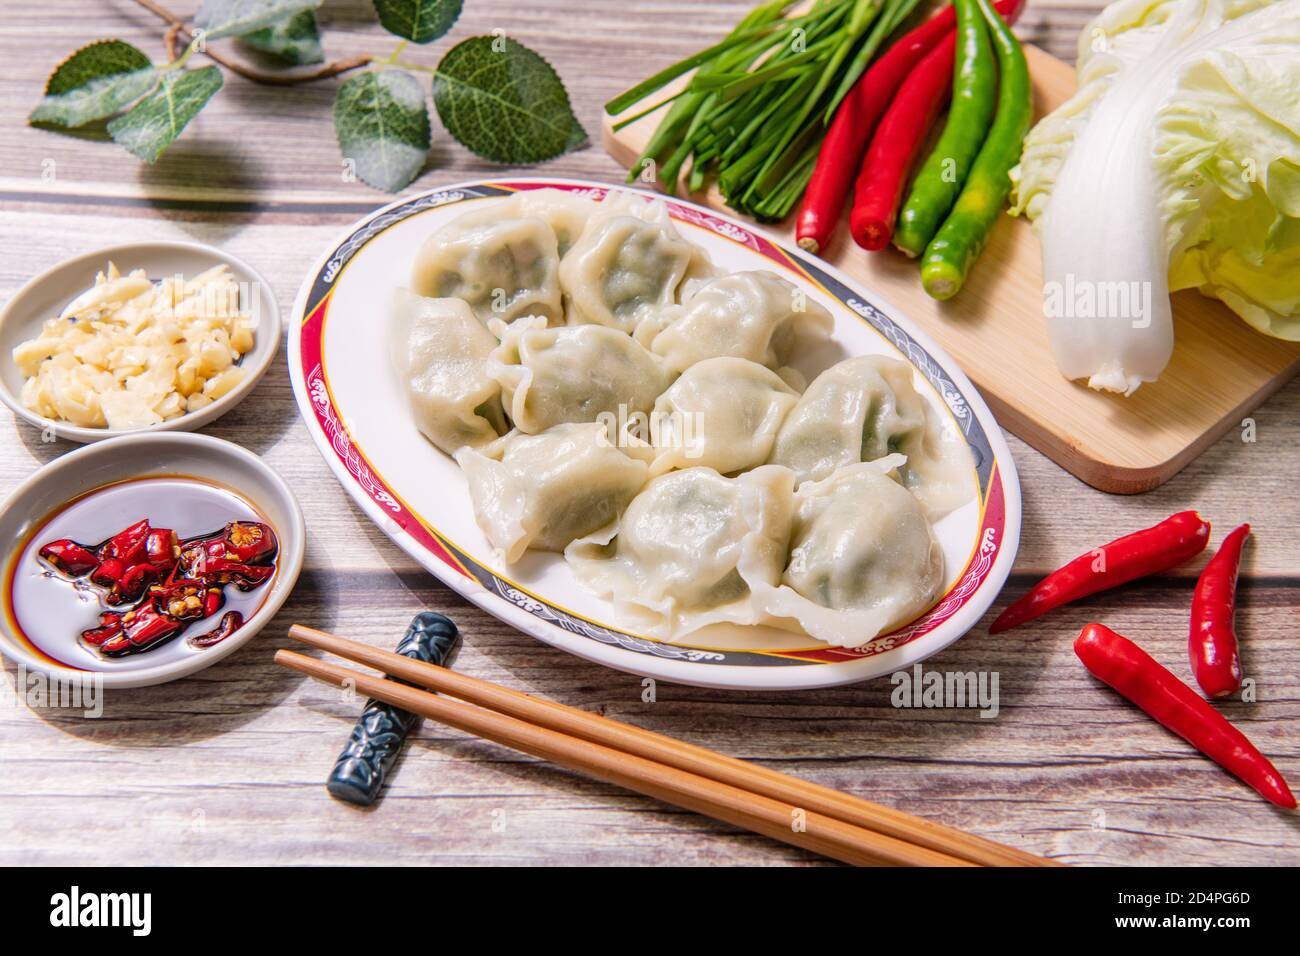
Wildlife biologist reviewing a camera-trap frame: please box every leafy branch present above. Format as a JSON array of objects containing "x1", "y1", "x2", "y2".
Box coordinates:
[
  {"x1": 135, "y1": 0, "x2": 371, "y2": 84},
  {"x1": 29, "y1": 0, "x2": 587, "y2": 191}
]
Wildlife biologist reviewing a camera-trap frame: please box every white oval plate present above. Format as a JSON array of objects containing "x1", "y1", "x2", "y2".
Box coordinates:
[
  {"x1": 287, "y1": 178, "x2": 1021, "y2": 690},
  {"x1": 0, "y1": 432, "x2": 305, "y2": 689},
  {"x1": 0, "y1": 241, "x2": 281, "y2": 443}
]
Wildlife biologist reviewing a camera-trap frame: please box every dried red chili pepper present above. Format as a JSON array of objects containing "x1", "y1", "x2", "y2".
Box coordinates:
[
  {"x1": 223, "y1": 521, "x2": 277, "y2": 564},
  {"x1": 90, "y1": 558, "x2": 126, "y2": 589},
  {"x1": 144, "y1": 528, "x2": 179, "y2": 573},
  {"x1": 80, "y1": 612, "x2": 124, "y2": 647},
  {"x1": 100, "y1": 604, "x2": 184, "y2": 657},
  {"x1": 1189, "y1": 523, "x2": 1250, "y2": 700},
  {"x1": 224, "y1": 564, "x2": 275, "y2": 590},
  {"x1": 991, "y1": 511, "x2": 1211, "y2": 633},
  {"x1": 180, "y1": 521, "x2": 277, "y2": 573},
  {"x1": 44, "y1": 516, "x2": 277, "y2": 660},
  {"x1": 150, "y1": 579, "x2": 210, "y2": 620},
  {"x1": 184, "y1": 551, "x2": 275, "y2": 590},
  {"x1": 1074, "y1": 623, "x2": 1295, "y2": 809},
  {"x1": 38, "y1": 539, "x2": 100, "y2": 577},
  {"x1": 188, "y1": 611, "x2": 244, "y2": 649},
  {"x1": 180, "y1": 535, "x2": 227, "y2": 575},
  {"x1": 112, "y1": 562, "x2": 158, "y2": 604},
  {"x1": 202, "y1": 587, "x2": 225, "y2": 618},
  {"x1": 99, "y1": 519, "x2": 151, "y2": 565}
]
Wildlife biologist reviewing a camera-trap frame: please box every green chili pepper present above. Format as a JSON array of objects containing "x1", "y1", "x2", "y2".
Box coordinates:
[
  {"x1": 920, "y1": 0, "x2": 1032, "y2": 300},
  {"x1": 893, "y1": 0, "x2": 996, "y2": 258}
]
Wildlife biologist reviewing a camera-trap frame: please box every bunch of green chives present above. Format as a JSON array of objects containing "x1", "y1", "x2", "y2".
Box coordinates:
[{"x1": 606, "y1": 0, "x2": 924, "y2": 221}]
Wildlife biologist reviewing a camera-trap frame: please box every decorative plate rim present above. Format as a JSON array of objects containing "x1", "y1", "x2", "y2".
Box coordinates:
[{"x1": 286, "y1": 177, "x2": 1021, "y2": 690}]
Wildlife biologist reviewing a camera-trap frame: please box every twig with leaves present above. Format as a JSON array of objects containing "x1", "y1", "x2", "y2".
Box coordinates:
[{"x1": 29, "y1": 0, "x2": 587, "y2": 191}]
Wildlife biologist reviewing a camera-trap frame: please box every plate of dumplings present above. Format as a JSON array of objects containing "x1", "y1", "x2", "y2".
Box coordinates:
[{"x1": 289, "y1": 179, "x2": 1021, "y2": 690}]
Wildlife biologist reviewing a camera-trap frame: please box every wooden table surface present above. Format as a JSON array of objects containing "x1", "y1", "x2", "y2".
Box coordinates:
[{"x1": 1, "y1": 1, "x2": 1296, "y2": 867}]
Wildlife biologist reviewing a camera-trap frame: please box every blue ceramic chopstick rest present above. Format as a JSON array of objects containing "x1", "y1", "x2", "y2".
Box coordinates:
[{"x1": 326, "y1": 611, "x2": 460, "y2": 806}]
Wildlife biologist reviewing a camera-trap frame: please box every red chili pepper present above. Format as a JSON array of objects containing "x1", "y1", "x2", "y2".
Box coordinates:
[
  {"x1": 188, "y1": 552, "x2": 266, "y2": 586},
  {"x1": 89, "y1": 558, "x2": 126, "y2": 589},
  {"x1": 38, "y1": 539, "x2": 100, "y2": 577},
  {"x1": 1189, "y1": 523, "x2": 1250, "y2": 699},
  {"x1": 224, "y1": 563, "x2": 275, "y2": 591},
  {"x1": 991, "y1": 511, "x2": 1211, "y2": 633},
  {"x1": 45, "y1": 516, "x2": 279, "y2": 660},
  {"x1": 150, "y1": 579, "x2": 212, "y2": 621},
  {"x1": 99, "y1": 519, "x2": 151, "y2": 565},
  {"x1": 202, "y1": 587, "x2": 225, "y2": 618},
  {"x1": 181, "y1": 534, "x2": 239, "y2": 576},
  {"x1": 797, "y1": 0, "x2": 1023, "y2": 255},
  {"x1": 849, "y1": 37, "x2": 956, "y2": 251},
  {"x1": 80, "y1": 612, "x2": 124, "y2": 647},
  {"x1": 100, "y1": 604, "x2": 184, "y2": 657},
  {"x1": 1075, "y1": 623, "x2": 1295, "y2": 809},
  {"x1": 111, "y1": 562, "x2": 158, "y2": 605},
  {"x1": 145, "y1": 528, "x2": 179, "y2": 573},
  {"x1": 223, "y1": 522, "x2": 278, "y2": 564},
  {"x1": 178, "y1": 522, "x2": 277, "y2": 577},
  {"x1": 189, "y1": 611, "x2": 244, "y2": 649}
]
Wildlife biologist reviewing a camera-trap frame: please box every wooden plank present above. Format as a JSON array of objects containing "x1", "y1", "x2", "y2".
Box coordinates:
[
  {"x1": 2, "y1": 566, "x2": 1295, "y2": 866},
  {"x1": 603, "y1": 44, "x2": 1300, "y2": 493},
  {"x1": 0, "y1": 0, "x2": 1296, "y2": 868}
]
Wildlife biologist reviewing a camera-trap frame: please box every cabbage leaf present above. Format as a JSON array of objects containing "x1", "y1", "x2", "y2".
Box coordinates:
[{"x1": 1010, "y1": 0, "x2": 1300, "y2": 393}]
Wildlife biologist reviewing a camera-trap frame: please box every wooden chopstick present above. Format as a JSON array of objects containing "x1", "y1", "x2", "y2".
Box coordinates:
[
  {"x1": 287, "y1": 624, "x2": 1060, "y2": 867},
  {"x1": 276, "y1": 648, "x2": 969, "y2": 866}
]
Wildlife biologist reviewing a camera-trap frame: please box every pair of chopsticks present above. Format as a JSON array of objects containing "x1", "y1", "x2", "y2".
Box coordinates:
[{"x1": 279, "y1": 624, "x2": 1061, "y2": 867}]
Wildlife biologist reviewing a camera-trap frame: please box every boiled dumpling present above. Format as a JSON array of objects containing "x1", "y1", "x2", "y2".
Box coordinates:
[
  {"x1": 451, "y1": 188, "x2": 594, "y2": 256},
  {"x1": 748, "y1": 458, "x2": 944, "y2": 647},
  {"x1": 633, "y1": 271, "x2": 832, "y2": 374},
  {"x1": 412, "y1": 214, "x2": 562, "y2": 325},
  {"x1": 565, "y1": 465, "x2": 794, "y2": 637},
  {"x1": 768, "y1": 354, "x2": 974, "y2": 517},
  {"x1": 487, "y1": 315, "x2": 675, "y2": 434},
  {"x1": 389, "y1": 290, "x2": 506, "y2": 455},
  {"x1": 637, "y1": 357, "x2": 799, "y2": 476},
  {"x1": 456, "y1": 422, "x2": 649, "y2": 564},
  {"x1": 770, "y1": 355, "x2": 919, "y2": 481},
  {"x1": 512, "y1": 188, "x2": 594, "y2": 256},
  {"x1": 559, "y1": 192, "x2": 710, "y2": 332}
]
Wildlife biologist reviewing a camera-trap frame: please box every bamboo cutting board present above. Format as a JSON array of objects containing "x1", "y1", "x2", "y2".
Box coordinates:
[{"x1": 603, "y1": 45, "x2": 1300, "y2": 494}]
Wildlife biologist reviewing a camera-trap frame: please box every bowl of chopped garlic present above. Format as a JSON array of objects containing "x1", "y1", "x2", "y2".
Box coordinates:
[{"x1": 0, "y1": 241, "x2": 280, "y2": 443}]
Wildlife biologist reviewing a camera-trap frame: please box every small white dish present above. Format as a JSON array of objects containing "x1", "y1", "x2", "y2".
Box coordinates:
[
  {"x1": 0, "y1": 432, "x2": 304, "y2": 689},
  {"x1": 0, "y1": 241, "x2": 281, "y2": 444}
]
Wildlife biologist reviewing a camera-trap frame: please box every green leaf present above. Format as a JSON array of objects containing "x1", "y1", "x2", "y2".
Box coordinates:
[
  {"x1": 240, "y1": 10, "x2": 324, "y2": 65},
  {"x1": 107, "y1": 66, "x2": 224, "y2": 162},
  {"x1": 334, "y1": 70, "x2": 431, "y2": 192},
  {"x1": 433, "y1": 36, "x2": 587, "y2": 164},
  {"x1": 194, "y1": 0, "x2": 322, "y2": 40},
  {"x1": 373, "y1": 0, "x2": 462, "y2": 44},
  {"x1": 30, "y1": 40, "x2": 157, "y2": 127}
]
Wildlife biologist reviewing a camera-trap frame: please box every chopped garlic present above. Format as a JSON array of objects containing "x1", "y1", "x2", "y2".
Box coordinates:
[{"x1": 14, "y1": 263, "x2": 256, "y2": 429}]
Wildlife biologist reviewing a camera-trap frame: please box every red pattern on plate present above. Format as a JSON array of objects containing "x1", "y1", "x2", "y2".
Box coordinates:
[{"x1": 299, "y1": 294, "x2": 470, "y2": 581}]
